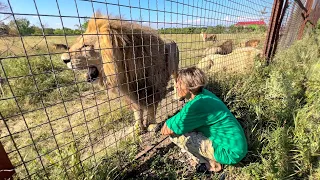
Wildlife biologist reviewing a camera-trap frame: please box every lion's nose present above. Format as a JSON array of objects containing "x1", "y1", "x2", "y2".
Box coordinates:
[{"x1": 63, "y1": 59, "x2": 71, "y2": 64}]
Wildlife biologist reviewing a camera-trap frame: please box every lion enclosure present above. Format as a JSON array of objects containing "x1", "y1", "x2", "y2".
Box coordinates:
[{"x1": 0, "y1": 0, "x2": 319, "y2": 179}]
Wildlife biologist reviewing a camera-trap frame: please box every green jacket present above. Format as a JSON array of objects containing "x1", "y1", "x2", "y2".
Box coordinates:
[{"x1": 166, "y1": 89, "x2": 248, "y2": 165}]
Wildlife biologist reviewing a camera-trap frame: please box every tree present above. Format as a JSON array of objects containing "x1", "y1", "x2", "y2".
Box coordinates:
[
  {"x1": 247, "y1": 25, "x2": 258, "y2": 32},
  {"x1": 206, "y1": 25, "x2": 226, "y2": 34},
  {"x1": 0, "y1": 22, "x2": 9, "y2": 36},
  {"x1": 258, "y1": 25, "x2": 267, "y2": 32},
  {"x1": 193, "y1": 28, "x2": 203, "y2": 34},
  {"x1": 44, "y1": 28, "x2": 54, "y2": 35},
  {"x1": 8, "y1": 18, "x2": 34, "y2": 35},
  {"x1": 81, "y1": 19, "x2": 89, "y2": 30},
  {"x1": 73, "y1": 29, "x2": 82, "y2": 35},
  {"x1": 54, "y1": 28, "x2": 76, "y2": 35},
  {"x1": 206, "y1": 26, "x2": 214, "y2": 33},
  {"x1": 63, "y1": 28, "x2": 74, "y2": 35},
  {"x1": 229, "y1": 25, "x2": 237, "y2": 33},
  {"x1": 53, "y1": 28, "x2": 64, "y2": 35},
  {"x1": 236, "y1": 26, "x2": 244, "y2": 33},
  {"x1": 30, "y1": 25, "x2": 42, "y2": 35},
  {"x1": 214, "y1": 25, "x2": 226, "y2": 34}
]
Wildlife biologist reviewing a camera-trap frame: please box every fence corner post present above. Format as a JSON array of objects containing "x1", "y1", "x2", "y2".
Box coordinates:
[
  {"x1": 263, "y1": 0, "x2": 287, "y2": 63},
  {"x1": 0, "y1": 142, "x2": 15, "y2": 180}
]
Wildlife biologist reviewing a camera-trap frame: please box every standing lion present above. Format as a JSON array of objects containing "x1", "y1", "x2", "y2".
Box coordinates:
[{"x1": 61, "y1": 14, "x2": 179, "y2": 133}]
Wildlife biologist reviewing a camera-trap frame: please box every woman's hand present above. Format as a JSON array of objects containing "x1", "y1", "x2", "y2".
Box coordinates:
[{"x1": 161, "y1": 122, "x2": 174, "y2": 135}]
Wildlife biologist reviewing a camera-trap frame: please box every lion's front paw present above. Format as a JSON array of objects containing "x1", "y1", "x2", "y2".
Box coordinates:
[
  {"x1": 134, "y1": 122, "x2": 147, "y2": 135},
  {"x1": 147, "y1": 123, "x2": 162, "y2": 132}
]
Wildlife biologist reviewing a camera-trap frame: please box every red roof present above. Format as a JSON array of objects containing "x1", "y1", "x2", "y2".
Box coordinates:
[{"x1": 235, "y1": 20, "x2": 266, "y2": 26}]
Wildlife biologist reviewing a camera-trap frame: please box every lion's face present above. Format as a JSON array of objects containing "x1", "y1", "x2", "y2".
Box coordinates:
[{"x1": 61, "y1": 35, "x2": 102, "y2": 70}]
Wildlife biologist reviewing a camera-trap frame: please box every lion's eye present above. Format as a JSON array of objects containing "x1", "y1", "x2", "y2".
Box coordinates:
[{"x1": 82, "y1": 44, "x2": 91, "y2": 48}]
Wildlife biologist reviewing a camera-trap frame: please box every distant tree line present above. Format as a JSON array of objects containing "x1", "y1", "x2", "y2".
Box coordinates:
[
  {"x1": 158, "y1": 25, "x2": 267, "y2": 34},
  {"x1": 0, "y1": 17, "x2": 267, "y2": 36},
  {"x1": 0, "y1": 18, "x2": 89, "y2": 36}
]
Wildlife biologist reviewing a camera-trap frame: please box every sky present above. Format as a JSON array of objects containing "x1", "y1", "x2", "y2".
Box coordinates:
[{"x1": 1, "y1": 0, "x2": 274, "y2": 29}]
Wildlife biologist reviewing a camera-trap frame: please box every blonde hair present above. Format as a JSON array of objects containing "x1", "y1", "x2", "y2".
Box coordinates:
[{"x1": 177, "y1": 67, "x2": 207, "y2": 94}]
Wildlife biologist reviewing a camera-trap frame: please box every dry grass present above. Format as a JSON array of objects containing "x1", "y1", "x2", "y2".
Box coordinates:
[{"x1": 0, "y1": 36, "x2": 78, "y2": 57}]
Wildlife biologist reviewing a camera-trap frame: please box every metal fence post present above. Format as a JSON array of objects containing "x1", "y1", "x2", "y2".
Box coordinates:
[
  {"x1": 0, "y1": 142, "x2": 15, "y2": 179},
  {"x1": 298, "y1": 0, "x2": 314, "y2": 39},
  {"x1": 310, "y1": 1, "x2": 320, "y2": 25},
  {"x1": 263, "y1": 0, "x2": 289, "y2": 63}
]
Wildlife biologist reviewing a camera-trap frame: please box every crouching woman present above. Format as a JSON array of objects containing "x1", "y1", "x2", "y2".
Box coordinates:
[{"x1": 161, "y1": 67, "x2": 247, "y2": 173}]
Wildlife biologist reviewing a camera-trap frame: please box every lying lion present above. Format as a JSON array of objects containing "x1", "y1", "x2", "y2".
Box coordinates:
[
  {"x1": 52, "y1": 43, "x2": 68, "y2": 50},
  {"x1": 239, "y1": 39, "x2": 261, "y2": 48},
  {"x1": 197, "y1": 47, "x2": 262, "y2": 73},
  {"x1": 204, "y1": 40, "x2": 233, "y2": 55},
  {"x1": 245, "y1": 39, "x2": 260, "y2": 48}
]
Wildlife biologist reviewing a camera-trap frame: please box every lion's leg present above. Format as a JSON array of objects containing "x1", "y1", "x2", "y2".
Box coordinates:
[
  {"x1": 146, "y1": 103, "x2": 160, "y2": 132},
  {"x1": 133, "y1": 108, "x2": 143, "y2": 129},
  {"x1": 131, "y1": 103, "x2": 145, "y2": 134},
  {"x1": 145, "y1": 103, "x2": 157, "y2": 125}
]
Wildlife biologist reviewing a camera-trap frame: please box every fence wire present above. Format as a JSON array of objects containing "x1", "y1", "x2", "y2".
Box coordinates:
[
  {"x1": 1, "y1": 0, "x2": 316, "y2": 179},
  {"x1": 279, "y1": 0, "x2": 320, "y2": 48}
]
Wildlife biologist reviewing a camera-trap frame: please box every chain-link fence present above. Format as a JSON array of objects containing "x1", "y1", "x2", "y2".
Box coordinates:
[
  {"x1": 0, "y1": 0, "x2": 319, "y2": 179},
  {"x1": 267, "y1": 0, "x2": 320, "y2": 57}
]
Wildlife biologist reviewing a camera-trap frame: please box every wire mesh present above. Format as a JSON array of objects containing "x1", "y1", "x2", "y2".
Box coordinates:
[
  {"x1": 0, "y1": 0, "x2": 310, "y2": 179},
  {"x1": 279, "y1": 0, "x2": 320, "y2": 48}
]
